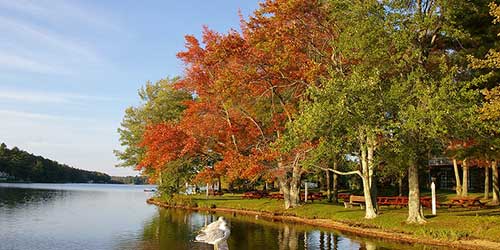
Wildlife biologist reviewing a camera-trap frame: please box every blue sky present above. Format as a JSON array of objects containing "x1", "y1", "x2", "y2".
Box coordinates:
[{"x1": 0, "y1": 0, "x2": 261, "y2": 176}]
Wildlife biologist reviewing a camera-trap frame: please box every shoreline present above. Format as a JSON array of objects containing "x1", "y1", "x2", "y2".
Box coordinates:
[{"x1": 147, "y1": 198, "x2": 500, "y2": 250}]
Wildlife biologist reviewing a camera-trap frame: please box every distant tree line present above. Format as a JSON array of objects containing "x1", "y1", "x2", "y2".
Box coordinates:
[
  {"x1": 0, "y1": 143, "x2": 111, "y2": 183},
  {"x1": 110, "y1": 175, "x2": 147, "y2": 185}
]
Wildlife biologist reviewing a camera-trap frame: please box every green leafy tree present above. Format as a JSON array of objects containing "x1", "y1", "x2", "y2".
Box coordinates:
[
  {"x1": 114, "y1": 77, "x2": 191, "y2": 170},
  {"x1": 469, "y1": 2, "x2": 500, "y2": 204},
  {"x1": 289, "y1": 0, "x2": 393, "y2": 219},
  {"x1": 385, "y1": 0, "x2": 485, "y2": 223}
]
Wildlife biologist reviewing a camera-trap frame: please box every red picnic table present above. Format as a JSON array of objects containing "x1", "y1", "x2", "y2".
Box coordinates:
[
  {"x1": 337, "y1": 193, "x2": 351, "y2": 200},
  {"x1": 448, "y1": 197, "x2": 485, "y2": 208},
  {"x1": 376, "y1": 196, "x2": 435, "y2": 208},
  {"x1": 420, "y1": 196, "x2": 433, "y2": 208},
  {"x1": 242, "y1": 190, "x2": 268, "y2": 199},
  {"x1": 300, "y1": 192, "x2": 325, "y2": 202},
  {"x1": 377, "y1": 196, "x2": 408, "y2": 207},
  {"x1": 269, "y1": 193, "x2": 284, "y2": 200}
]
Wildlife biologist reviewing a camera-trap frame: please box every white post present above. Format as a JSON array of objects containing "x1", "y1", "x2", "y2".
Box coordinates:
[
  {"x1": 431, "y1": 181, "x2": 436, "y2": 215},
  {"x1": 305, "y1": 181, "x2": 308, "y2": 203}
]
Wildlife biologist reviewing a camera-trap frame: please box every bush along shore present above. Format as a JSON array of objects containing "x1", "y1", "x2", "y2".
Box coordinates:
[{"x1": 147, "y1": 194, "x2": 500, "y2": 250}]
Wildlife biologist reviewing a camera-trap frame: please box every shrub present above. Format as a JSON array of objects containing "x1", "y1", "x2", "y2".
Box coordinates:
[{"x1": 162, "y1": 194, "x2": 197, "y2": 207}]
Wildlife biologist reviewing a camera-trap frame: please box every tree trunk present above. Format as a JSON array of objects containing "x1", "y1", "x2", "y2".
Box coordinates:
[
  {"x1": 485, "y1": 164, "x2": 490, "y2": 200},
  {"x1": 317, "y1": 174, "x2": 322, "y2": 193},
  {"x1": 398, "y1": 172, "x2": 404, "y2": 196},
  {"x1": 361, "y1": 173, "x2": 377, "y2": 219},
  {"x1": 289, "y1": 164, "x2": 301, "y2": 207},
  {"x1": 159, "y1": 170, "x2": 163, "y2": 186},
  {"x1": 462, "y1": 159, "x2": 468, "y2": 197},
  {"x1": 453, "y1": 158, "x2": 462, "y2": 196},
  {"x1": 280, "y1": 179, "x2": 291, "y2": 209},
  {"x1": 492, "y1": 161, "x2": 499, "y2": 205},
  {"x1": 367, "y1": 142, "x2": 378, "y2": 211},
  {"x1": 278, "y1": 161, "x2": 301, "y2": 209},
  {"x1": 333, "y1": 161, "x2": 338, "y2": 203},
  {"x1": 407, "y1": 163, "x2": 426, "y2": 224},
  {"x1": 360, "y1": 140, "x2": 377, "y2": 219},
  {"x1": 325, "y1": 169, "x2": 332, "y2": 202},
  {"x1": 289, "y1": 184, "x2": 300, "y2": 208}
]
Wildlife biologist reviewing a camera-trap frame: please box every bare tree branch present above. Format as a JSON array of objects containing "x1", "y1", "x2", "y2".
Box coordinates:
[{"x1": 309, "y1": 165, "x2": 363, "y2": 178}]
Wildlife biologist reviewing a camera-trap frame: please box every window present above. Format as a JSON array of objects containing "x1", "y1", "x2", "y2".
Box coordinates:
[{"x1": 439, "y1": 168, "x2": 453, "y2": 189}]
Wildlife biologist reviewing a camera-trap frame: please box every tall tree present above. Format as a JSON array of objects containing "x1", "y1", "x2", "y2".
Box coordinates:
[
  {"x1": 289, "y1": 0, "x2": 394, "y2": 218},
  {"x1": 469, "y1": 2, "x2": 500, "y2": 205},
  {"x1": 386, "y1": 0, "x2": 484, "y2": 223},
  {"x1": 174, "y1": 0, "x2": 336, "y2": 208}
]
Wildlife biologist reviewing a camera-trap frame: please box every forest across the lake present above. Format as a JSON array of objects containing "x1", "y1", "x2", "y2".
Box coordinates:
[{"x1": 0, "y1": 142, "x2": 112, "y2": 183}]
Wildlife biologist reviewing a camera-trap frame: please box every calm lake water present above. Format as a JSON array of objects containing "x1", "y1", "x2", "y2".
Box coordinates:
[{"x1": 0, "y1": 183, "x2": 448, "y2": 250}]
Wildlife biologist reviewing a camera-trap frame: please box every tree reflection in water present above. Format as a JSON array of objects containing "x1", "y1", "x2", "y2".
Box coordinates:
[{"x1": 137, "y1": 208, "x2": 444, "y2": 250}]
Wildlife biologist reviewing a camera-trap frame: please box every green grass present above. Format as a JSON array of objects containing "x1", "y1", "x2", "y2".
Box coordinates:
[{"x1": 153, "y1": 192, "x2": 500, "y2": 243}]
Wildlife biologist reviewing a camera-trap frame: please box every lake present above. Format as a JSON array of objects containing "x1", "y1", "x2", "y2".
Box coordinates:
[{"x1": 0, "y1": 183, "x2": 448, "y2": 250}]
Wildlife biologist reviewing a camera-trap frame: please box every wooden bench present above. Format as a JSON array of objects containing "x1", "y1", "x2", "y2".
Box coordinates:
[
  {"x1": 344, "y1": 195, "x2": 365, "y2": 209},
  {"x1": 448, "y1": 197, "x2": 485, "y2": 208}
]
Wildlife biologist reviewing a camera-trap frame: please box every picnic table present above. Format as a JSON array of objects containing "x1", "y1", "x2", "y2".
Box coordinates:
[
  {"x1": 269, "y1": 193, "x2": 284, "y2": 200},
  {"x1": 242, "y1": 190, "x2": 268, "y2": 199},
  {"x1": 337, "y1": 193, "x2": 351, "y2": 200},
  {"x1": 448, "y1": 197, "x2": 485, "y2": 208},
  {"x1": 376, "y1": 196, "x2": 436, "y2": 208},
  {"x1": 420, "y1": 196, "x2": 434, "y2": 208},
  {"x1": 208, "y1": 190, "x2": 224, "y2": 196},
  {"x1": 377, "y1": 196, "x2": 408, "y2": 207},
  {"x1": 267, "y1": 192, "x2": 324, "y2": 202},
  {"x1": 301, "y1": 192, "x2": 325, "y2": 202}
]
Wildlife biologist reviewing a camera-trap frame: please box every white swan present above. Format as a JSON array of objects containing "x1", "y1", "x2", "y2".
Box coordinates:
[{"x1": 195, "y1": 216, "x2": 231, "y2": 250}]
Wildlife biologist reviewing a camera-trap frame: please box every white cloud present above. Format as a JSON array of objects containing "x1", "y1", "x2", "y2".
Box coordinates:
[
  {"x1": 0, "y1": 88, "x2": 117, "y2": 104},
  {"x1": 0, "y1": 89, "x2": 69, "y2": 103},
  {"x1": 0, "y1": 16, "x2": 102, "y2": 64},
  {"x1": 0, "y1": 53, "x2": 63, "y2": 74},
  {"x1": 0, "y1": 0, "x2": 121, "y2": 32},
  {"x1": 0, "y1": 109, "x2": 102, "y2": 123},
  {"x1": 0, "y1": 0, "x2": 123, "y2": 75},
  {"x1": 0, "y1": 109, "x2": 65, "y2": 121}
]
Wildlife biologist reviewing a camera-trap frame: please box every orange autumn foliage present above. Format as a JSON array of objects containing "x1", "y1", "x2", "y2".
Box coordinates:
[
  {"x1": 139, "y1": 0, "x2": 335, "y2": 185},
  {"x1": 138, "y1": 123, "x2": 197, "y2": 171}
]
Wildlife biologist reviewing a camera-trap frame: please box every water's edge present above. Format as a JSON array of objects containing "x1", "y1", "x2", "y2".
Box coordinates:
[{"x1": 147, "y1": 198, "x2": 498, "y2": 250}]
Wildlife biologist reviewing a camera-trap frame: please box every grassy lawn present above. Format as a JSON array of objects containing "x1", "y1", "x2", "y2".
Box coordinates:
[{"x1": 154, "y1": 191, "x2": 500, "y2": 243}]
